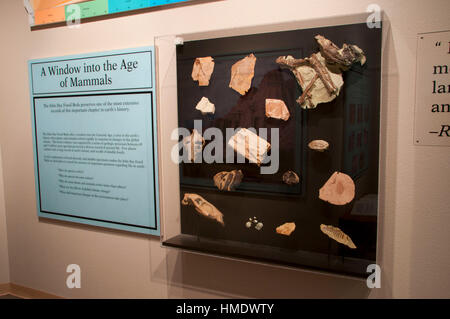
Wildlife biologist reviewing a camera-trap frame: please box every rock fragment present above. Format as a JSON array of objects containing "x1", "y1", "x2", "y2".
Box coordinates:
[
  {"x1": 265, "y1": 98, "x2": 290, "y2": 121},
  {"x1": 182, "y1": 193, "x2": 224, "y2": 226},
  {"x1": 213, "y1": 170, "x2": 243, "y2": 191},
  {"x1": 319, "y1": 171, "x2": 355, "y2": 205},
  {"x1": 276, "y1": 222, "x2": 296, "y2": 236}
]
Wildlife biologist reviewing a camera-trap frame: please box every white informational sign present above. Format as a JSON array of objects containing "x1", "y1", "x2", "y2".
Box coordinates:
[{"x1": 414, "y1": 30, "x2": 450, "y2": 146}]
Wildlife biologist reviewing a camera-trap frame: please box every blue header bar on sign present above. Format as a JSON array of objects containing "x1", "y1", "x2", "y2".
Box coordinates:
[{"x1": 30, "y1": 49, "x2": 152, "y2": 95}]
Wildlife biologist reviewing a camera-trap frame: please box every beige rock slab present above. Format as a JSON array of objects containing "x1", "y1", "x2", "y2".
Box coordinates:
[
  {"x1": 192, "y1": 56, "x2": 215, "y2": 86},
  {"x1": 195, "y1": 96, "x2": 215, "y2": 115},
  {"x1": 319, "y1": 171, "x2": 355, "y2": 205},
  {"x1": 229, "y1": 53, "x2": 257, "y2": 95}
]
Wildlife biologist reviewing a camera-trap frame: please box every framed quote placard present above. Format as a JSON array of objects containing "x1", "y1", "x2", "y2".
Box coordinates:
[{"x1": 414, "y1": 30, "x2": 450, "y2": 146}]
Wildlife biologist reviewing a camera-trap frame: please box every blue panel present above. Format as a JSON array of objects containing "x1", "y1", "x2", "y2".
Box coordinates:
[
  {"x1": 28, "y1": 47, "x2": 160, "y2": 236},
  {"x1": 108, "y1": 0, "x2": 150, "y2": 13}
]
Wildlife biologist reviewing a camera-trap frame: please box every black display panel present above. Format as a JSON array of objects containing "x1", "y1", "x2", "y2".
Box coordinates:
[{"x1": 164, "y1": 22, "x2": 382, "y2": 278}]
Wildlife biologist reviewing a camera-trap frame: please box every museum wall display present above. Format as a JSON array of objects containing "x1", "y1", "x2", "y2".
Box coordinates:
[
  {"x1": 159, "y1": 22, "x2": 382, "y2": 278},
  {"x1": 0, "y1": 0, "x2": 449, "y2": 298}
]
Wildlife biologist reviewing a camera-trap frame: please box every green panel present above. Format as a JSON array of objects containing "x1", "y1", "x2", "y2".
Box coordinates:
[{"x1": 65, "y1": 0, "x2": 108, "y2": 20}]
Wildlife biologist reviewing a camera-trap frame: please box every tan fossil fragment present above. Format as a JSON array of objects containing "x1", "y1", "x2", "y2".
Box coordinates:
[
  {"x1": 182, "y1": 129, "x2": 205, "y2": 162},
  {"x1": 227, "y1": 128, "x2": 271, "y2": 166},
  {"x1": 265, "y1": 98, "x2": 290, "y2": 121},
  {"x1": 308, "y1": 139, "x2": 329, "y2": 152},
  {"x1": 282, "y1": 171, "x2": 299, "y2": 185},
  {"x1": 276, "y1": 222, "x2": 296, "y2": 236},
  {"x1": 276, "y1": 35, "x2": 366, "y2": 109},
  {"x1": 181, "y1": 193, "x2": 224, "y2": 226},
  {"x1": 229, "y1": 53, "x2": 257, "y2": 95},
  {"x1": 213, "y1": 170, "x2": 243, "y2": 191},
  {"x1": 195, "y1": 96, "x2": 215, "y2": 115},
  {"x1": 319, "y1": 171, "x2": 355, "y2": 205},
  {"x1": 192, "y1": 56, "x2": 215, "y2": 86},
  {"x1": 320, "y1": 224, "x2": 356, "y2": 249}
]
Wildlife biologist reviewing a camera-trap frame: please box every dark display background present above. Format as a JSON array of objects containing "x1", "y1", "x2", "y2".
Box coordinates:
[{"x1": 164, "y1": 23, "x2": 382, "y2": 277}]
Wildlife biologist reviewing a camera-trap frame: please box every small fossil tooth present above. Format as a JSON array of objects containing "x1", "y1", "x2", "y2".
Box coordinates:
[
  {"x1": 308, "y1": 139, "x2": 329, "y2": 152},
  {"x1": 192, "y1": 56, "x2": 215, "y2": 86},
  {"x1": 182, "y1": 129, "x2": 205, "y2": 162},
  {"x1": 319, "y1": 171, "x2": 355, "y2": 205},
  {"x1": 229, "y1": 53, "x2": 257, "y2": 95},
  {"x1": 181, "y1": 193, "x2": 224, "y2": 226},
  {"x1": 213, "y1": 170, "x2": 243, "y2": 191},
  {"x1": 276, "y1": 222, "x2": 296, "y2": 236},
  {"x1": 282, "y1": 171, "x2": 300, "y2": 185},
  {"x1": 245, "y1": 221, "x2": 252, "y2": 228},
  {"x1": 320, "y1": 224, "x2": 356, "y2": 249},
  {"x1": 255, "y1": 222, "x2": 263, "y2": 231},
  {"x1": 265, "y1": 98, "x2": 290, "y2": 121},
  {"x1": 195, "y1": 96, "x2": 215, "y2": 115},
  {"x1": 228, "y1": 128, "x2": 271, "y2": 166}
]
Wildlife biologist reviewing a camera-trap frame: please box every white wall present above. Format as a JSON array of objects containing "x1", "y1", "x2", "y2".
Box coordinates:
[
  {"x1": 0, "y1": 0, "x2": 448, "y2": 298},
  {"x1": 0, "y1": 146, "x2": 10, "y2": 284}
]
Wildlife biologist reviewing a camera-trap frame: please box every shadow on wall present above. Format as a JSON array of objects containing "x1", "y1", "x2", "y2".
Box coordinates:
[{"x1": 162, "y1": 249, "x2": 370, "y2": 299}]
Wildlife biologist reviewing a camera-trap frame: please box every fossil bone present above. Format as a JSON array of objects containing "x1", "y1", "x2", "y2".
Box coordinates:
[
  {"x1": 229, "y1": 53, "x2": 257, "y2": 95},
  {"x1": 276, "y1": 35, "x2": 366, "y2": 109},
  {"x1": 213, "y1": 169, "x2": 243, "y2": 191},
  {"x1": 182, "y1": 129, "x2": 205, "y2": 162},
  {"x1": 228, "y1": 128, "x2": 271, "y2": 166},
  {"x1": 319, "y1": 171, "x2": 355, "y2": 205},
  {"x1": 195, "y1": 96, "x2": 215, "y2": 115},
  {"x1": 192, "y1": 56, "x2": 215, "y2": 86},
  {"x1": 282, "y1": 171, "x2": 300, "y2": 185},
  {"x1": 320, "y1": 224, "x2": 356, "y2": 249},
  {"x1": 276, "y1": 222, "x2": 296, "y2": 236},
  {"x1": 265, "y1": 98, "x2": 290, "y2": 121},
  {"x1": 308, "y1": 139, "x2": 329, "y2": 152},
  {"x1": 181, "y1": 193, "x2": 224, "y2": 226}
]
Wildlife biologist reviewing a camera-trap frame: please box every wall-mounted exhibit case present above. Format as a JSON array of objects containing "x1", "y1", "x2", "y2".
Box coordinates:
[
  {"x1": 28, "y1": 47, "x2": 160, "y2": 235},
  {"x1": 157, "y1": 17, "x2": 383, "y2": 278}
]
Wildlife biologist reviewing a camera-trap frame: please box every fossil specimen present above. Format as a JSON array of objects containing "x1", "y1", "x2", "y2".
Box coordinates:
[
  {"x1": 229, "y1": 53, "x2": 257, "y2": 95},
  {"x1": 181, "y1": 193, "x2": 224, "y2": 226},
  {"x1": 255, "y1": 222, "x2": 263, "y2": 231},
  {"x1": 195, "y1": 96, "x2": 215, "y2": 115},
  {"x1": 276, "y1": 35, "x2": 366, "y2": 109},
  {"x1": 315, "y1": 35, "x2": 366, "y2": 69},
  {"x1": 213, "y1": 170, "x2": 243, "y2": 191},
  {"x1": 276, "y1": 222, "x2": 296, "y2": 236},
  {"x1": 308, "y1": 139, "x2": 329, "y2": 152},
  {"x1": 192, "y1": 56, "x2": 215, "y2": 86},
  {"x1": 265, "y1": 98, "x2": 290, "y2": 121},
  {"x1": 320, "y1": 224, "x2": 356, "y2": 249},
  {"x1": 228, "y1": 128, "x2": 271, "y2": 166},
  {"x1": 282, "y1": 171, "x2": 299, "y2": 185},
  {"x1": 319, "y1": 171, "x2": 355, "y2": 205},
  {"x1": 182, "y1": 129, "x2": 205, "y2": 162}
]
